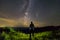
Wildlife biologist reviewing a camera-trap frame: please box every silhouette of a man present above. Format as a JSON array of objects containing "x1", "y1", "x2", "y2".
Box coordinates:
[{"x1": 29, "y1": 21, "x2": 34, "y2": 37}]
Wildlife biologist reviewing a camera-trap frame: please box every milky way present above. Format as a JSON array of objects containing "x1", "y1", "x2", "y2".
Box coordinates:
[{"x1": 0, "y1": 0, "x2": 60, "y2": 27}]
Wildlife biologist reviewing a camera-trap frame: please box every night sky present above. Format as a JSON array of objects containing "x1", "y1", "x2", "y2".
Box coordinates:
[{"x1": 0, "y1": 0, "x2": 60, "y2": 27}]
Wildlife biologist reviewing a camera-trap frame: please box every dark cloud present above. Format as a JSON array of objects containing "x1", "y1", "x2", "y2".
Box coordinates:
[{"x1": 0, "y1": 0, "x2": 29, "y2": 19}]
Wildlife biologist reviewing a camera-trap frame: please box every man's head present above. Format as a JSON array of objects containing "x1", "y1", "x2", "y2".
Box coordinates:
[{"x1": 31, "y1": 21, "x2": 33, "y2": 24}]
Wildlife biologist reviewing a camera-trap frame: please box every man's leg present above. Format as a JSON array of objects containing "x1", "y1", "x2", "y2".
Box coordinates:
[
  {"x1": 32, "y1": 32, "x2": 34, "y2": 37},
  {"x1": 29, "y1": 33, "x2": 32, "y2": 40}
]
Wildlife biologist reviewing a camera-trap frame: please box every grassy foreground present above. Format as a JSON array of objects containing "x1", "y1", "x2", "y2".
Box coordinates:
[{"x1": 0, "y1": 27, "x2": 60, "y2": 40}]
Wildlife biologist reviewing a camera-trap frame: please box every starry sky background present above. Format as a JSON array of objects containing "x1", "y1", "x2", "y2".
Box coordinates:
[{"x1": 0, "y1": 0, "x2": 60, "y2": 27}]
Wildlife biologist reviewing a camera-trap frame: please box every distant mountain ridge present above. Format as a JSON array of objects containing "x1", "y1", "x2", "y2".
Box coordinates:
[{"x1": 0, "y1": 26, "x2": 60, "y2": 34}]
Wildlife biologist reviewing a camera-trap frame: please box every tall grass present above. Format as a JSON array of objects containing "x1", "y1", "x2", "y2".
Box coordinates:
[{"x1": 0, "y1": 27, "x2": 60, "y2": 40}]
